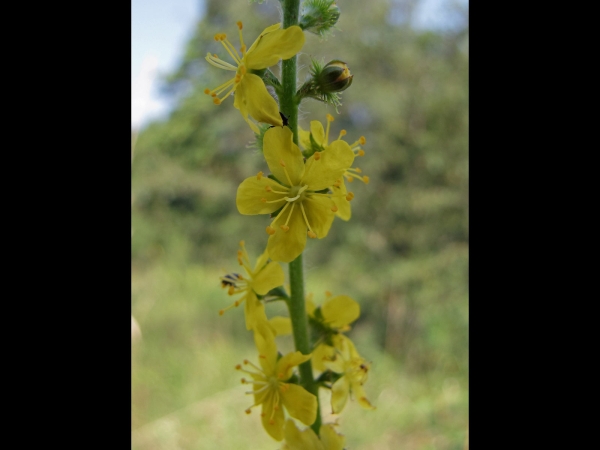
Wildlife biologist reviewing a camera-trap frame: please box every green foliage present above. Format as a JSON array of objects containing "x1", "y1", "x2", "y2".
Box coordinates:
[{"x1": 132, "y1": 0, "x2": 468, "y2": 447}]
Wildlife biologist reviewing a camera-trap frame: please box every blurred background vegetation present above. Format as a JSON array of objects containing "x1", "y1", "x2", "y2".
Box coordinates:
[{"x1": 132, "y1": 0, "x2": 468, "y2": 448}]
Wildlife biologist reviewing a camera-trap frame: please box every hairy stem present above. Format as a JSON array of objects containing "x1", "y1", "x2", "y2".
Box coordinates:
[{"x1": 281, "y1": 0, "x2": 322, "y2": 435}]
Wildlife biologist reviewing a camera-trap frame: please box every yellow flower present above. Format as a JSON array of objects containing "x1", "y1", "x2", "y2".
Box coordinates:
[
  {"x1": 237, "y1": 321, "x2": 317, "y2": 441},
  {"x1": 298, "y1": 114, "x2": 368, "y2": 221},
  {"x1": 305, "y1": 292, "x2": 361, "y2": 372},
  {"x1": 205, "y1": 22, "x2": 305, "y2": 132},
  {"x1": 219, "y1": 241, "x2": 284, "y2": 330},
  {"x1": 281, "y1": 419, "x2": 345, "y2": 450},
  {"x1": 324, "y1": 334, "x2": 375, "y2": 413},
  {"x1": 236, "y1": 126, "x2": 354, "y2": 262}
]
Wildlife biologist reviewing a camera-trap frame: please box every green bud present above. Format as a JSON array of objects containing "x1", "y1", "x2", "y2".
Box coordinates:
[
  {"x1": 315, "y1": 60, "x2": 353, "y2": 93},
  {"x1": 299, "y1": 0, "x2": 341, "y2": 37}
]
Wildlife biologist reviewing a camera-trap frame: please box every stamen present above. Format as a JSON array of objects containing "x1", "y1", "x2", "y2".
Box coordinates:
[
  {"x1": 280, "y1": 203, "x2": 295, "y2": 232},
  {"x1": 267, "y1": 202, "x2": 291, "y2": 234},
  {"x1": 360, "y1": 136, "x2": 366, "y2": 145},
  {"x1": 357, "y1": 149, "x2": 365, "y2": 157},
  {"x1": 346, "y1": 192, "x2": 354, "y2": 201},
  {"x1": 278, "y1": 160, "x2": 294, "y2": 187},
  {"x1": 326, "y1": 291, "x2": 333, "y2": 297},
  {"x1": 337, "y1": 130, "x2": 347, "y2": 140},
  {"x1": 219, "y1": 36, "x2": 242, "y2": 65},
  {"x1": 256, "y1": 171, "x2": 263, "y2": 180},
  {"x1": 204, "y1": 88, "x2": 210, "y2": 95},
  {"x1": 314, "y1": 152, "x2": 321, "y2": 161},
  {"x1": 331, "y1": 204, "x2": 338, "y2": 212},
  {"x1": 300, "y1": 203, "x2": 317, "y2": 238},
  {"x1": 325, "y1": 114, "x2": 334, "y2": 145},
  {"x1": 237, "y1": 21, "x2": 246, "y2": 55},
  {"x1": 205, "y1": 53, "x2": 237, "y2": 71}
]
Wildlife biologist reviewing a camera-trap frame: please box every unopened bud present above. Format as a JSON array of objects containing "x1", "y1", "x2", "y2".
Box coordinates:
[{"x1": 315, "y1": 60, "x2": 353, "y2": 93}]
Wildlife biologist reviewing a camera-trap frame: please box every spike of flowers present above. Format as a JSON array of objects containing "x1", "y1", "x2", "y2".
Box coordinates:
[{"x1": 205, "y1": 23, "x2": 305, "y2": 132}]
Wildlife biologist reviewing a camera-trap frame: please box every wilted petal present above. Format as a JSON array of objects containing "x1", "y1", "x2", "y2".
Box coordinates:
[
  {"x1": 351, "y1": 381, "x2": 376, "y2": 410},
  {"x1": 330, "y1": 375, "x2": 350, "y2": 414}
]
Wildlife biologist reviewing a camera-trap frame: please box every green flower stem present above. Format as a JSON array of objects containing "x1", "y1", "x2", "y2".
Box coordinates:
[
  {"x1": 288, "y1": 255, "x2": 322, "y2": 433},
  {"x1": 281, "y1": 0, "x2": 322, "y2": 435}
]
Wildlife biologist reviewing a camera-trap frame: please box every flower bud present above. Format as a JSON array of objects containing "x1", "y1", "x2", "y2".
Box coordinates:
[
  {"x1": 299, "y1": 0, "x2": 341, "y2": 37},
  {"x1": 315, "y1": 60, "x2": 353, "y2": 93}
]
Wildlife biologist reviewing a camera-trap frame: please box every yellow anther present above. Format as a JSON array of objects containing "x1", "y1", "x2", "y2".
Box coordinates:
[
  {"x1": 214, "y1": 34, "x2": 221, "y2": 41},
  {"x1": 234, "y1": 300, "x2": 240, "y2": 307},
  {"x1": 261, "y1": 412, "x2": 266, "y2": 417},
  {"x1": 347, "y1": 176, "x2": 354, "y2": 182},
  {"x1": 269, "y1": 419, "x2": 275, "y2": 425},
  {"x1": 360, "y1": 136, "x2": 366, "y2": 145},
  {"x1": 256, "y1": 171, "x2": 263, "y2": 180},
  {"x1": 357, "y1": 149, "x2": 365, "y2": 156},
  {"x1": 308, "y1": 230, "x2": 317, "y2": 238},
  {"x1": 211, "y1": 92, "x2": 217, "y2": 97},
  {"x1": 265, "y1": 186, "x2": 272, "y2": 192},
  {"x1": 228, "y1": 286, "x2": 235, "y2": 295},
  {"x1": 245, "y1": 409, "x2": 252, "y2": 415},
  {"x1": 266, "y1": 226, "x2": 276, "y2": 235},
  {"x1": 363, "y1": 176, "x2": 370, "y2": 184},
  {"x1": 346, "y1": 192, "x2": 354, "y2": 201},
  {"x1": 237, "y1": 21, "x2": 243, "y2": 30},
  {"x1": 235, "y1": 364, "x2": 242, "y2": 370},
  {"x1": 314, "y1": 152, "x2": 321, "y2": 161},
  {"x1": 326, "y1": 291, "x2": 332, "y2": 297},
  {"x1": 240, "y1": 65, "x2": 246, "y2": 75},
  {"x1": 241, "y1": 378, "x2": 246, "y2": 383},
  {"x1": 280, "y1": 225, "x2": 290, "y2": 232},
  {"x1": 331, "y1": 204, "x2": 338, "y2": 212},
  {"x1": 204, "y1": 88, "x2": 210, "y2": 95},
  {"x1": 213, "y1": 98, "x2": 221, "y2": 105},
  {"x1": 259, "y1": 355, "x2": 266, "y2": 359},
  {"x1": 326, "y1": 113, "x2": 334, "y2": 122},
  {"x1": 261, "y1": 198, "x2": 267, "y2": 203},
  {"x1": 355, "y1": 168, "x2": 362, "y2": 173},
  {"x1": 219, "y1": 309, "x2": 225, "y2": 316},
  {"x1": 340, "y1": 130, "x2": 347, "y2": 136},
  {"x1": 273, "y1": 405, "x2": 280, "y2": 411},
  {"x1": 279, "y1": 159, "x2": 286, "y2": 167},
  {"x1": 213, "y1": 54, "x2": 218, "y2": 58},
  {"x1": 239, "y1": 240, "x2": 245, "y2": 246},
  {"x1": 237, "y1": 257, "x2": 243, "y2": 265}
]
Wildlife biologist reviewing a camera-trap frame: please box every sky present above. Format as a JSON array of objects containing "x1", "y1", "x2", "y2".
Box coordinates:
[{"x1": 132, "y1": 0, "x2": 467, "y2": 130}]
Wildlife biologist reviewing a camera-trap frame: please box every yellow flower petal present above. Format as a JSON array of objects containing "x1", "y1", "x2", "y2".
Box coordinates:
[
  {"x1": 269, "y1": 316, "x2": 292, "y2": 336},
  {"x1": 276, "y1": 351, "x2": 311, "y2": 380},
  {"x1": 234, "y1": 73, "x2": 283, "y2": 129},
  {"x1": 311, "y1": 343, "x2": 335, "y2": 372},
  {"x1": 330, "y1": 375, "x2": 350, "y2": 414},
  {"x1": 252, "y1": 261, "x2": 284, "y2": 295},
  {"x1": 303, "y1": 196, "x2": 335, "y2": 239},
  {"x1": 253, "y1": 320, "x2": 278, "y2": 373},
  {"x1": 302, "y1": 140, "x2": 355, "y2": 191},
  {"x1": 298, "y1": 126, "x2": 312, "y2": 151},
  {"x1": 351, "y1": 381, "x2": 376, "y2": 410},
  {"x1": 236, "y1": 176, "x2": 287, "y2": 215},
  {"x1": 267, "y1": 206, "x2": 307, "y2": 263},
  {"x1": 253, "y1": 249, "x2": 270, "y2": 274},
  {"x1": 264, "y1": 127, "x2": 305, "y2": 187},
  {"x1": 321, "y1": 295, "x2": 360, "y2": 329},
  {"x1": 283, "y1": 420, "x2": 325, "y2": 450},
  {"x1": 245, "y1": 23, "x2": 282, "y2": 55},
  {"x1": 309, "y1": 120, "x2": 326, "y2": 147},
  {"x1": 261, "y1": 390, "x2": 286, "y2": 441},
  {"x1": 281, "y1": 383, "x2": 318, "y2": 426},
  {"x1": 331, "y1": 180, "x2": 351, "y2": 221},
  {"x1": 246, "y1": 26, "x2": 305, "y2": 70},
  {"x1": 244, "y1": 290, "x2": 268, "y2": 330},
  {"x1": 319, "y1": 424, "x2": 346, "y2": 450}
]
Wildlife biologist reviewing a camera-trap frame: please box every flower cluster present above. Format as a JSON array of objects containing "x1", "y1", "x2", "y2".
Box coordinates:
[{"x1": 208, "y1": 7, "x2": 376, "y2": 446}]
